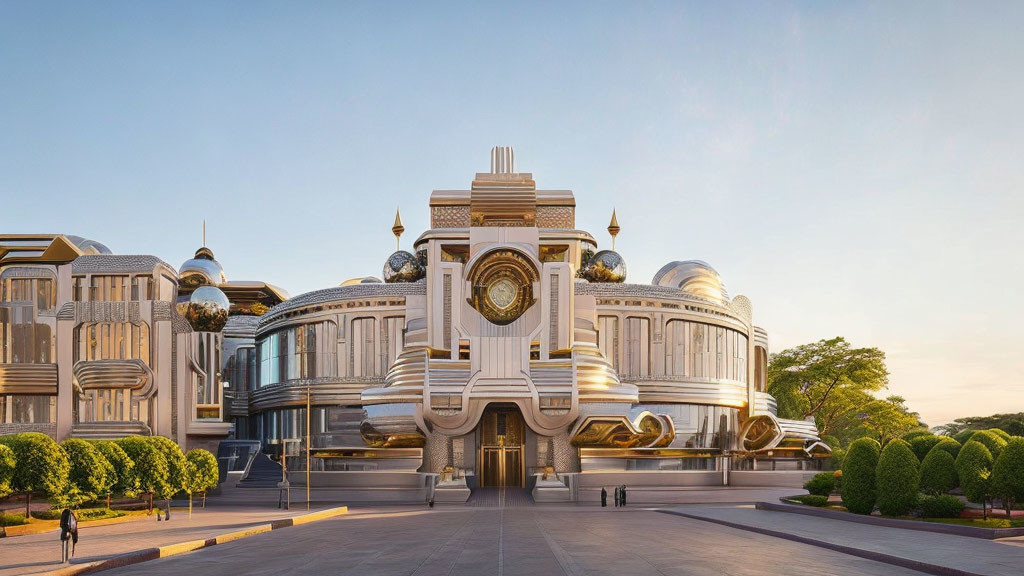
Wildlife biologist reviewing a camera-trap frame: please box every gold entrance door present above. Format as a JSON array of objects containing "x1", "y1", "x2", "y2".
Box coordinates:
[{"x1": 479, "y1": 408, "x2": 525, "y2": 487}]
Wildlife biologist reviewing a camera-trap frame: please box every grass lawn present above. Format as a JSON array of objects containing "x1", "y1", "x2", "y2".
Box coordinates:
[{"x1": 916, "y1": 517, "x2": 1024, "y2": 529}]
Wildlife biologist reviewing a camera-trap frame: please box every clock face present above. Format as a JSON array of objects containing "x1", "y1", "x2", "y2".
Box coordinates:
[{"x1": 487, "y1": 278, "x2": 517, "y2": 310}]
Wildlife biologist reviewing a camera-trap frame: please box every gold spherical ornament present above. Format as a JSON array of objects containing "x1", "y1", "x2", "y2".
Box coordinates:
[
  {"x1": 582, "y1": 250, "x2": 627, "y2": 283},
  {"x1": 383, "y1": 250, "x2": 425, "y2": 283},
  {"x1": 177, "y1": 286, "x2": 230, "y2": 332}
]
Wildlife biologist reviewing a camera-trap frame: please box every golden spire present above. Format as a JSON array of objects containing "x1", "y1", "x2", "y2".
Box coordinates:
[
  {"x1": 607, "y1": 209, "x2": 620, "y2": 250},
  {"x1": 392, "y1": 207, "x2": 405, "y2": 251}
]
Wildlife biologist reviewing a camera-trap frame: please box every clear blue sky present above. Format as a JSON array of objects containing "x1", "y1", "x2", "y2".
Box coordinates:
[{"x1": 2, "y1": 2, "x2": 1022, "y2": 428}]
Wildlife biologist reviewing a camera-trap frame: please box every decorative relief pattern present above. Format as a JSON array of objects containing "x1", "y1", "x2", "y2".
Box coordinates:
[
  {"x1": 536, "y1": 206, "x2": 575, "y2": 229},
  {"x1": 443, "y1": 274, "x2": 452, "y2": 350},
  {"x1": 72, "y1": 302, "x2": 142, "y2": 324},
  {"x1": 549, "y1": 275, "x2": 559, "y2": 351},
  {"x1": 431, "y1": 205, "x2": 471, "y2": 228}
]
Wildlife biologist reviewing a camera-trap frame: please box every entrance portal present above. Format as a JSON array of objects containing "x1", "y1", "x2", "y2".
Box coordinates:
[{"x1": 478, "y1": 407, "x2": 525, "y2": 487}]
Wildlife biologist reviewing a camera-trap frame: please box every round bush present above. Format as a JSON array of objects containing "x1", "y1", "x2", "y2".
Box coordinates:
[
  {"x1": 901, "y1": 430, "x2": 932, "y2": 443},
  {"x1": 117, "y1": 436, "x2": 169, "y2": 499},
  {"x1": 909, "y1": 435, "x2": 943, "y2": 462},
  {"x1": 956, "y1": 440, "x2": 994, "y2": 507},
  {"x1": 987, "y1": 428, "x2": 1012, "y2": 442},
  {"x1": 876, "y1": 439, "x2": 920, "y2": 516},
  {"x1": 0, "y1": 443, "x2": 15, "y2": 498},
  {"x1": 918, "y1": 494, "x2": 966, "y2": 518},
  {"x1": 952, "y1": 430, "x2": 975, "y2": 446},
  {"x1": 61, "y1": 438, "x2": 113, "y2": 503},
  {"x1": 968, "y1": 430, "x2": 1007, "y2": 459},
  {"x1": 992, "y1": 438, "x2": 1024, "y2": 513},
  {"x1": 930, "y1": 437, "x2": 962, "y2": 460},
  {"x1": 828, "y1": 447, "x2": 846, "y2": 471},
  {"x1": 0, "y1": 432, "x2": 69, "y2": 496},
  {"x1": 791, "y1": 494, "x2": 829, "y2": 507},
  {"x1": 919, "y1": 447, "x2": 958, "y2": 496},
  {"x1": 144, "y1": 436, "x2": 187, "y2": 500},
  {"x1": 804, "y1": 472, "x2": 836, "y2": 496},
  {"x1": 841, "y1": 438, "x2": 880, "y2": 515},
  {"x1": 93, "y1": 440, "x2": 138, "y2": 497}
]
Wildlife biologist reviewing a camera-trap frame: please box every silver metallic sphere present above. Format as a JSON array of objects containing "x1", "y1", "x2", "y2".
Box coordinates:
[
  {"x1": 179, "y1": 247, "x2": 227, "y2": 287},
  {"x1": 581, "y1": 250, "x2": 627, "y2": 283},
  {"x1": 383, "y1": 250, "x2": 425, "y2": 283},
  {"x1": 177, "y1": 285, "x2": 230, "y2": 332}
]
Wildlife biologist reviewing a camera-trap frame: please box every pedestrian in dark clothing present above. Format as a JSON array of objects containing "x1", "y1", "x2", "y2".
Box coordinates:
[
  {"x1": 600, "y1": 487, "x2": 607, "y2": 507},
  {"x1": 621, "y1": 485, "x2": 627, "y2": 507},
  {"x1": 614, "y1": 485, "x2": 620, "y2": 507}
]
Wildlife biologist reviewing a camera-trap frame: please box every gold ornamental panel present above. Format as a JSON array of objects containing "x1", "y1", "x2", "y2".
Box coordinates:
[
  {"x1": 570, "y1": 412, "x2": 676, "y2": 448},
  {"x1": 466, "y1": 249, "x2": 538, "y2": 325}
]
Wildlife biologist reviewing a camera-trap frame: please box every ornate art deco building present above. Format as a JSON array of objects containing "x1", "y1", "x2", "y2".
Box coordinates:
[{"x1": 0, "y1": 147, "x2": 826, "y2": 501}]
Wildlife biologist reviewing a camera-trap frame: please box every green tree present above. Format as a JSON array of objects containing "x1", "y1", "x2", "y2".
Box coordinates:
[
  {"x1": 934, "y1": 413, "x2": 1024, "y2": 437},
  {"x1": 846, "y1": 396, "x2": 922, "y2": 446},
  {"x1": 876, "y1": 439, "x2": 919, "y2": 515},
  {"x1": 184, "y1": 449, "x2": 220, "y2": 517},
  {"x1": 967, "y1": 430, "x2": 1007, "y2": 459},
  {"x1": 991, "y1": 438, "x2": 1024, "y2": 519},
  {"x1": 768, "y1": 337, "x2": 889, "y2": 438},
  {"x1": 841, "y1": 437, "x2": 880, "y2": 514},
  {"x1": 0, "y1": 443, "x2": 15, "y2": 499},
  {"x1": 919, "y1": 447, "x2": 959, "y2": 496},
  {"x1": 144, "y1": 436, "x2": 187, "y2": 518},
  {"x1": 0, "y1": 433, "x2": 70, "y2": 517},
  {"x1": 956, "y1": 440, "x2": 994, "y2": 519},
  {"x1": 117, "y1": 436, "x2": 168, "y2": 512},
  {"x1": 94, "y1": 440, "x2": 139, "y2": 500},
  {"x1": 929, "y1": 437, "x2": 962, "y2": 459},
  {"x1": 61, "y1": 438, "x2": 113, "y2": 506}
]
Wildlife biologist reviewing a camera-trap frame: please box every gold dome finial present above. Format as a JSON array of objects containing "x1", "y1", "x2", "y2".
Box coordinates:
[
  {"x1": 392, "y1": 207, "x2": 405, "y2": 250},
  {"x1": 608, "y1": 209, "x2": 620, "y2": 250}
]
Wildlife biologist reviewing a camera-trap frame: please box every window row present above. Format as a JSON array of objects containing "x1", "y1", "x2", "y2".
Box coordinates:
[
  {"x1": 2, "y1": 278, "x2": 55, "y2": 311},
  {"x1": 72, "y1": 275, "x2": 156, "y2": 302},
  {"x1": 259, "y1": 321, "x2": 339, "y2": 386},
  {"x1": 73, "y1": 322, "x2": 151, "y2": 365},
  {"x1": 0, "y1": 394, "x2": 55, "y2": 424},
  {"x1": 0, "y1": 306, "x2": 53, "y2": 363}
]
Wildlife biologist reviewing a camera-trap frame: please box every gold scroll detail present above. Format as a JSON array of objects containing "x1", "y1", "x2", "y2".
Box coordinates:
[
  {"x1": 570, "y1": 411, "x2": 676, "y2": 448},
  {"x1": 359, "y1": 421, "x2": 426, "y2": 448}
]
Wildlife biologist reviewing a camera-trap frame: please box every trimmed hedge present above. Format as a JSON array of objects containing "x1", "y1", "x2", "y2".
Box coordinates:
[
  {"x1": 61, "y1": 438, "x2": 113, "y2": 504},
  {"x1": 968, "y1": 430, "x2": 1007, "y2": 459},
  {"x1": 988, "y1": 428, "x2": 1012, "y2": 442},
  {"x1": 956, "y1": 440, "x2": 994, "y2": 515},
  {"x1": 952, "y1": 430, "x2": 976, "y2": 446},
  {"x1": 930, "y1": 437, "x2": 962, "y2": 459},
  {"x1": 992, "y1": 438, "x2": 1024, "y2": 517},
  {"x1": 841, "y1": 438, "x2": 881, "y2": 515},
  {"x1": 918, "y1": 494, "x2": 966, "y2": 518},
  {"x1": 919, "y1": 446, "x2": 959, "y2": 496},
  {"x1": 0, "y1": 432, "x2": 70, "y2": 515},
  {"x1": 791, "y1": 494, "x2": 829, "y2": 507},
  {"x1": 909, "y1": 435, "x2": 943, "y2": 462},
  {"x1": 117, "y1": 436, "x2": 169, "y2": 501},
  {"x1": 0, "y1": 443, "x2": 14, "y2": 499},
  {"x1": 93, "y1": 440, "x2": 139, "y2": 498},
  {"x1": 901, "y1": 430, "x2": 932, "y2": 443},
  {"x1": 144, "y1": 436, "x2": 186, "y2": 500},
  {"x1": 804, "y1": 472, "x2": 836, "y2": 496},
  {"x1": 876, "y1": 439, "x2": 920, "y2": 516}
]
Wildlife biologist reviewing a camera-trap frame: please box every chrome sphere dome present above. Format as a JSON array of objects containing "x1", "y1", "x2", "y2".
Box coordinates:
[
  {"x1": 177, "y1": 285, "x2": 230, "y2": 332},
  {"x1": 652, "y1": 260, "x2": 728, "y2": 303},
  {"x1": 383, "y1": 250, "x2": 425, "y2": 283},
  {"x1": 179, "y1": 247, "x2": 227, "y2": 287},
  {"x1": 581, "y1": 250, "x2": 627, "y2": 283}
]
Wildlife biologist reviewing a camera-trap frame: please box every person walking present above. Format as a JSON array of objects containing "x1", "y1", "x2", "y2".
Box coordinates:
[
  {"x1": 600, "y1": 487, "x2": 607, "y2": 507},
  {"x1": 614, "y1": 485, "x2": 620, "y2": 507},
  {"x1": 621, "y1": 485, "x2": 627, "y2": 507}
]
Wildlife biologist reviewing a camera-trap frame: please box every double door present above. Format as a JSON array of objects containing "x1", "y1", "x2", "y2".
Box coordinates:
[{"x1": 478, "y1": 409, "x2": 524, "y2": 487}]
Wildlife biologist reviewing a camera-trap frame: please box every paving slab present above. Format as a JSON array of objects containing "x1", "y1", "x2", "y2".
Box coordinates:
[{"x1": 664, "y1": 504, "x2": 1024, "y2": 576}]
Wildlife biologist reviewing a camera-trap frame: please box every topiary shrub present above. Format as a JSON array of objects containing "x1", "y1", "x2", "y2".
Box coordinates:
[
  {"x1": 0, "y1": 443, "x2": 15, "y2": 499},
  {"x1": 0, "y1": 432, "x2": 70, "y2": 517},
  {"x1": 901, "y1": 430, "x2": 932, "y2": 443},
  {"x1": 804, "y1": 472, "x2": 836, "y2": 496},
  {"x1": 790, "y1": 494, "x2": 829, "y2": 507},
  {"x1": 992, "y1": 438, "x2": 1024, "y2": 519},
  {"x1": 117, "y1": 436, "x2": 168, "y2": 512},
  {"x1": 968, "y1": 430, "x2": 1007, "y2": 459},
  {"x1": 828, "y1": 447, "x2": 846, "y2": 471},
  {"x1": 144, "y1": 436, "x2": 187, "y2": 519},
  {"x1": 876, "y1": 439, "x2": 920, "y2": 516},
  {"x1": 841, "y1": 438, "x2": 880, "y2": 514},
  {"x1": 987, "y1": 428, "x2": 1012, "y2": 442},
  {"x1": 61, "y1": 438, "x2": 113, "y2": 507},
  {"x1": 930, "y1": 437, "x2": 962, "y2": 460},
  {"x1": 93, "y1": 440, "x2": 139, "y2": 499},
  {"x1": 919, "y1": 446, "x2": 959, "y2": 496},
  {"x1": 952, "y1": 430, "x2": 975, "y2": 445},
  {"x1": 909, "y1": 435, "x2": 943, "y2": 462},
  {"x1": 184, "y1": 448, "x2": 220, "y2": 516},
  {"x1": 956, "y1": 440, "x2": 994, "y2": 519},
  {"x1": 918, "y1": 494, "x2": 966, "y2": 518}
]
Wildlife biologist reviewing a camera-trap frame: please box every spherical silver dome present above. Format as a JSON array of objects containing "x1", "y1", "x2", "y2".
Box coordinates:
[
  {"x1": 652, "y1": 260, "x2": 728, "y2": 303},
  {"x1": 179, "y1": 247, "x2": 227, "y2": 287},
  {"x1": 383, "y1": 250, "x2": 425, "y2": 283},
  {"x1": 581, "y1": 250, "x2": 627, "y2": 283},
  {"x1": 177, "y1": 285, "x2": 230, "y2": 332}
]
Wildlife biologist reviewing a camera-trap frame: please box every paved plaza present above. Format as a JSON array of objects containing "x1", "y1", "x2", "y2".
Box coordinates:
[{"x1": 94, "y1": 505, "x2": 926, "y2": 576}]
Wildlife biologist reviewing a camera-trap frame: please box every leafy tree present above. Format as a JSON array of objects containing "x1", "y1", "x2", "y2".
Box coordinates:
[
  {"x1": 967, "y1": 430, "x2": 1007, "y2": 459},
  {"x1": 876, "y1": 439, "x2": 919, "y2": 516},
  {"x1": 0, "y1": 433, "x2": 70, "y2": 517},
  {"x1": 0, "y1": 443, "x2": 14, "y2": 499},
  {"x1": 909, "y1": 435, "x2": 943, "y2": 462},
  {"x1": 841, "y1": 437, "x2": 880, "y2": 514},
  {"x1": 934, "y1": 413, "x2": 1024, "y2": 437},
  {"x1": 768, "y1": 337, "x2": 889, "y2": 438},
  {"x1": 956, "y1": 440, "x2": 994, "y2": 519},
  {"x1": 144, "y1": 436, "x2": 187, "y2": 518},
  {"x1": 117, "y1": 436, "x2": 168, "y2": 512},
  {"x1": 61, "y1": 438, "x2": 113, "y2": 506},
  {"x1": 991, "y1": 438, "x2": 1024, "y2": 519},
  {"x1": 848, "y1": 396, "x2": 923, "y2": 446},
  {"x1": 184, "y1": 449, "x2": 220, "y2": 517},
  {"x1": 93, "y1": 440, "x2": 139, "y2": 500},
  {"x1": 919, "y1": 445, "x2": 958, "y2": 496}
]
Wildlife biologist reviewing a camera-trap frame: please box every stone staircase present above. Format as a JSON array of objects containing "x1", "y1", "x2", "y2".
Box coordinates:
[{"x1": 238, "y1": 453, "x2": 284, "y2": 488}]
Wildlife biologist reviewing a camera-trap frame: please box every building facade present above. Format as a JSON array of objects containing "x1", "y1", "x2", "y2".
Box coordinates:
[{"x1": 0, "y1": 147, "x2": 826, "y2": 499}]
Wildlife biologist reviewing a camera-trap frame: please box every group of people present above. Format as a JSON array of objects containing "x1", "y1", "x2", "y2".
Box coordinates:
[{"x1": 600, "y1": 485, "x2": 627, "y2": 507}]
